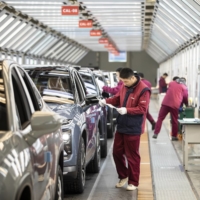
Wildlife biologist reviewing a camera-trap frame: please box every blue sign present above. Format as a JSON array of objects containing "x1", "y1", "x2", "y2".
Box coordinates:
[{"x1": 109, "y1": 51, "x2": 127, "y2": 62}]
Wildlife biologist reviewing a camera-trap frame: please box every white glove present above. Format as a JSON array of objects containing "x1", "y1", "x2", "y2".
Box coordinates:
[
  {"x1": 117, "y1": 107, "x2": 127, "y2": 115},
  {"x1": 99, "y1": 99, "x2": 106, "y2": 107}
]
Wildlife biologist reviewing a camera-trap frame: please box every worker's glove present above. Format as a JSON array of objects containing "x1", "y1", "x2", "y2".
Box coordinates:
[
  {"x1": 99, "y1": 99, "x2": 106, "y2": 107},
  {"x1": 117, "y1": 107, "x2": 127, "y2": 115}
]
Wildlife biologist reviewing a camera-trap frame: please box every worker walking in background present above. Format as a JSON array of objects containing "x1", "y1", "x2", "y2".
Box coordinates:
[
  {"x1": 102, "y1": 68, "x2": 123, "y2": 95},
  {"x1": 153, "y1": 76, "x2": 188, "y2": 141},
  {"x1": 159, "y1": 73, "x2": 168, "y2": 93},
  {"x1": 99, "y1": 68, "x2": 151, "y2": 191},
  {"x1": 138, "y1": 72, "x2": 156, "y2": 130}
]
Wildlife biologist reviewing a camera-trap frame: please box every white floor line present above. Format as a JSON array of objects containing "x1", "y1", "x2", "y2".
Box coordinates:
[{"x1": 87, "y1": 141, "x2": 114, "y2": 200}]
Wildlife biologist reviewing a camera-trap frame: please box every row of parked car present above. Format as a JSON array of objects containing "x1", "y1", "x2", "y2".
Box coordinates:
[{"x1": 0, "y1": 59, "x2": 117, "y2": 200}]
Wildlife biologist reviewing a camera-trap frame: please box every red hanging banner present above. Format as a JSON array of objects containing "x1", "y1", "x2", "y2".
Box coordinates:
[
  {"x1": 61, "y1": 6, "x2": 79, "y2": 15},
  {"x1": 90, "y1": 30, "x2": 102, "y2": 36},
  {"x1": 106, "y1": 46, "x2": 115, "y2": 50},
  {"x1": 99, "y1": 38, "x2": 109, "y2": 44},
  {"x1": 79, "y1": 20, "x2": 93, "y2": 28},
  {"x1": 105, "y1": 43, "x2": 114, "y2": 48}
]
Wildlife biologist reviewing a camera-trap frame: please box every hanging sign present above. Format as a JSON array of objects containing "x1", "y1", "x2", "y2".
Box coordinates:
[
  {"x1": 79, "y1": 20, "x2": 93, "y2": 28},
  {"x1": 110, "y1": 50, "x2": 118, "y2": 54},
  {"x1": 106, "y1": 46, "x2": 115, "y2": 50},
  {"x1": 105, "y1": 43, "x2": 114, "y2": 48},
  {"x1": 90, "y1": 30, "x2": 102, "y2": 36},
  {"x1": 99, "y1": 38, "x2": 109, "y2": 44},
  {"x1": 61, "y1": 6, "x2": 79, "y2": 15}
]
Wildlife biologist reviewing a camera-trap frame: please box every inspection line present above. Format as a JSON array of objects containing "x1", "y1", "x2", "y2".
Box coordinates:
[{"x1": 87, "y1": 141, "x2": 114, "y2": 200}]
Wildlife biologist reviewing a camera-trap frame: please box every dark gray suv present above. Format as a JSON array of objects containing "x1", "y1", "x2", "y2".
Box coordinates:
[
  {"x1": 0, "y1": 60, "x2": 64, "y2": 200},
  {"x1": 25, "y1": 65, "x2": 102, "y2": 194}
]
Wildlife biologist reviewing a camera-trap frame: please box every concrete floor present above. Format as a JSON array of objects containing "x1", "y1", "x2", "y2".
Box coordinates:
[
  {"x1": 154, "y1": 98, "x2": 200, "y2": 198},
  {"x1": 64, "y1": 136, "x2": 137, "y2": 200},
  {"x1": 64, "y1": 98, "x2": 200, "y2": 200}
]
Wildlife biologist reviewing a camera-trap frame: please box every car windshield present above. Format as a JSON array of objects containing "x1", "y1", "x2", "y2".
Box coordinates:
[
  {"x1": 0, "y1": 67, "x2": 8, "y2": 131},
  {"x1": 113, "y1": 73, "x2": 118, "y2": 83},
  {"x1": 29, "y1": 70, "x2": 74, "y2": 101},
  {"x1": 80, "y1": 73, "x2": 97, "y2": 94}
]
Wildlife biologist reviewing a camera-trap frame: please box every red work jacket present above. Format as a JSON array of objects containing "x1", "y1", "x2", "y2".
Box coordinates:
[{"x1": 106, "y1": 77, "x2": 150, "y2": 135}]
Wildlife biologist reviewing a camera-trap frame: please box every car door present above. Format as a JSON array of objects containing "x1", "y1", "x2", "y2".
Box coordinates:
[
  {"x1": 11, "y1": 66, "x2": 50, "y2": 200},
  {"x1": 73, "y1": 71, "x2": 97, "y2": 163},
  {"x1": 20, "y1": 67, "x2": 63, "y2": 199}
]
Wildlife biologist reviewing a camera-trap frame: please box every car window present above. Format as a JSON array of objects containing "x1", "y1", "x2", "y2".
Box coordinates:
[
  {"x1": 0, "y1": 67, "x2": 8, "y2": 131},
  {"x1": 28, "y1": 70, "x2": 74, "y2": 102},
  {"x1": 12, "y1": 68, "x2": 32, "y2": 129},
  {"x1": 95, "y1": 75, "x2": 104, "y2": 82},
  {"x1": 18, "y1": 67, "x2": 42, "y2": 110},
  {"x1": 74, "y1": 72, "x2": 85, "y2": 103},
  {"x1": 113, "y1": 73, "x2": 118, "y2": 83},
  {"x1": 80, "y1": 73, "x2": 97, "y2": 95}
]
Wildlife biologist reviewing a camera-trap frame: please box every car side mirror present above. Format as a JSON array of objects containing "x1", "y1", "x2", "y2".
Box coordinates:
[
  {"x1": 85, "y1": 94, "x2": 99, "y2": 104},
  {"x1": 24, "y1": 111, "x2": 62, "y2": 146}
]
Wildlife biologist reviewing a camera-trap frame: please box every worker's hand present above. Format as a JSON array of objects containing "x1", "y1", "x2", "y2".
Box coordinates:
[
  {"x1": 99, "y1": 99, "x2": 106, "y2": 107},
  {"x1": 117, "y1": 107, "x2": 127, "y2": 115}
]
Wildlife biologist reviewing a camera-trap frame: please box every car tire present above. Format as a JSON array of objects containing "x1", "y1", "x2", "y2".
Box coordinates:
[
  {"x1": 87, "y1": 129, "x2": 101, "y2": 173},
  {"x1": 55, "y1": 165, "x2": 63, "y2": 200},
  {"x1": 101, "y1": 127, "x2": 107, "y2": 158},
  {"x1": 107, "y1": 121, "x2": 114, "y2": 138},
  {"x1": 64, "y1": 137, "x2": 86, "y2": 194}
]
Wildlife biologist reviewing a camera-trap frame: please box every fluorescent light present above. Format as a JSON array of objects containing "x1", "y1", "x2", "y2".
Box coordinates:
[
  {"x1": 5, "y1": 1, "x2": 62, "y2": 5},
  {"x1": 86, "y1": 6, "x2": 142, "y2": 8},
  {"x1": 0, "y1": 17, "x2": 14, "y2": 32},
  {"x1": 160, "y1": 1, "x2": 200, "y2": 31},
  {"x1": 160, "y1": 2, "x2": 198, "y2": 34},
  {"x1": 84, "y1": 2, "x2": 141, "y2": 5},
  {"x1": 0, "y1": 14, "x2": 7, "y2": 23}
]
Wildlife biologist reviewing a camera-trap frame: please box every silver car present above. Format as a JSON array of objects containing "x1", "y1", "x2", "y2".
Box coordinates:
[{"x1": 0, "y1": 60, "x2": 64, "y2": 200}]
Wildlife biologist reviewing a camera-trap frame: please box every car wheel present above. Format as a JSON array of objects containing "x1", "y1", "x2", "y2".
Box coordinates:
[
  {"x1": 64, "y1": 137, "x2": 86, "y2": 194},
  {"x1": 101, "y1": 126, "x2": 107, "y2": 158},
  {"x1": 55, "y1": 165, "x2": 63, "y2": 200},
  {"x1": 107, "y1": 121, "x2": 114, "y2": 138},
  {"x1": 87, "y1": 128, "x2": 101, "y2": 173}
]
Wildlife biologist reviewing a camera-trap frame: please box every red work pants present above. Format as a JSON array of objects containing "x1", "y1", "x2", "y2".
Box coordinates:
[
  {"x1": 154, "y1": 105, "x2": 179, "y2": 137},
  {"x1": 146, "y1": 108, "x2": 155, "y2": 124},
  {"x1": 113, "y1": 132, "x2": 140, "y2": 186}
]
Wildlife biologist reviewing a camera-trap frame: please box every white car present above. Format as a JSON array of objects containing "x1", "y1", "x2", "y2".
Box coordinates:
[{"x1": 103, "y1": 71, "x2": 118, "y2": 88}]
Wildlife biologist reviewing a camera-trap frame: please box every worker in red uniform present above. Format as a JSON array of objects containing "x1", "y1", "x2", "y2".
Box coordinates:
[
  {"x1": 153, "y1": 77, "x2": 188, "y2": 141},
  {"x1": 102, "y1": 68, "x2": 123, "y2": 95},
  {"x1": 99, "y1": 68, "x2": 151, "y2": 191},
  {"x1": 179, "y1": 77, "x2": 188, "y2": 110},
  {"x1": 138, "y1": 72, "x2": 156, "y2": 130},
  {"x1": 159, "y1": 73, "x2": 168, "y2": 93}
]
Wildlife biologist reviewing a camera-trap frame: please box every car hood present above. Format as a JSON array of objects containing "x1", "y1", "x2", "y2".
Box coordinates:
[{"x1": 46, "y1": 102, "x2": 79, "y2": 120}]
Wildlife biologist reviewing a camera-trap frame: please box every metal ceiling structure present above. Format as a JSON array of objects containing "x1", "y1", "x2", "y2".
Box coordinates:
[
  {"x1": 147, "y1": 0, "x2": 200, "y2": 63},
  {"x1": 1, "y1": 0, "x2": 200, "y2": 64},
  {"x1": 0, "y1": 1, "x2": 89, "y2": 64},
  {"x1": 2, "y1": 0, "x2": 150, "y2": 52}
]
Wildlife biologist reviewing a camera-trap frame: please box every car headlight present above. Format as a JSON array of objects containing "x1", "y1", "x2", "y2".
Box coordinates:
[
  {"x1": 62, "y1": 129, "x2": 72, "y2": 155},
  {"x1": 63, "y1": 132, "x2": 70, "y2": 142}
]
